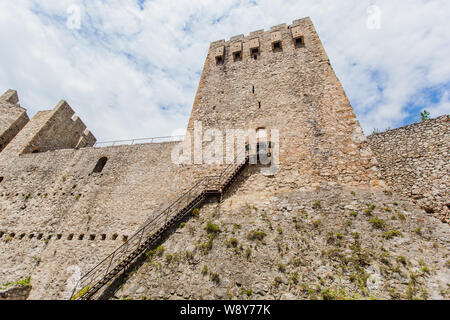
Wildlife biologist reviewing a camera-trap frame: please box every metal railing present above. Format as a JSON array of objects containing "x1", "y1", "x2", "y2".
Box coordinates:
[
  {"x1": 70, "y1": 146, "x2": 250, "y2": 300},
  {"x1": 93, "y1": 135, "x2": 185, "y2": 148}
]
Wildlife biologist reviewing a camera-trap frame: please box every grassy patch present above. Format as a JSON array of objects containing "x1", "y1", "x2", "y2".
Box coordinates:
[
  {"x1": 191, "y1": 208, "x2": 200, "y2": 217},
  {"x1": 1, "y1": 276, "x2": 31, "y2": 290},
  {"x1": 226, "y1": 237, "x2": 238, "y2": 248},
  {"x1": 205, "y1": 222, "x2": 221, "y2": 235},
  {"x1": 382, "y1": 230, "x2": 403, "y2": 240},
  {"x1": 71, "y1": 285, "x2": 90, "y2": 300},
  {"x1": 369, "y1": 217, "x2": 386, "y2": 230},
  {"x1": 247, "y1": 230, "x2": 267, "y2": 241},
  {"x1": 210, "y1": 272, "x2": 220, "y2": 284},
  {"x1": 201, "y1": 265, "x2": 208, "y2": 275},
  {"x1": 146, "y1": 246, "x2": 164, "y2": 260},
  {"x1": 312, "y1": 200, "x2": 322, "y2": 209}
]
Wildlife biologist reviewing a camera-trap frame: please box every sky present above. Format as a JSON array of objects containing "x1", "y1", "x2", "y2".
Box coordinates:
[{"x1": 0, "y1": 0, "x2": 449, "y2": 142}]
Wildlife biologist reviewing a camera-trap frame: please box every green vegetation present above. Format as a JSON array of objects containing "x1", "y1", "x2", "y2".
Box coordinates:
[
  {"x1": 192, "y1": 208, "x2": 200, "y2": 218},
  {"x1": 312, "y1": 200, "x2": 322, "y2": 209},
  {"x1": 185, "y1": 251, "x2": 194, "y2": 261},
  {"x1": 32, "y1": 256, "x2": 41, "y2": 265},
  {"x1": 421, "y1": 265, "x2": 430, "y2": 274},
  {"x1": 247, "y1": 230, "x2": 267, "y2": 241},
  {"x1": 201, "y1": 222, "x2": 221, "y2": 254},
  {"x1": 201, "y1": 265, "x2": 208, "y2": 275},
  {"x1": 146, "y1": 246, "x2": 164, "y2": 260},
  {"x1": 226, "y1": 237, "x2": 238, "y2": 248},
  {"x1": 397, "y1": 256, "x2": 407, "y2": 266},
  {"x1": 292, "y1": 218, "x2": 302, "y2": 231},
  {"x1": 202, "y1": 264, "x2": 208, "y2": 276},
  {"x1": 210, "y1": 272, "x2": 220, "y2": 284},
  {"x1": 245, "y1": 248, "x2": 252, "y2": 260},
  {"x1": 71, "y1": 285, "x2": 90, "y2": 300},
  {"x1": 364, "y1": 204, "x2": 376, "y2": 215},
  {"x1": 206, "y1": 222, "x2": 221, "y2": 234},
  {"x1": 369, "y1": 217, "x2": 386, "y2": 230},
  {"x1": 421, "y1": 110, "x2": 431, "y2": 121},
  {"x1": 1, "y1": 276, "x2": 31, "y2": 290},
  {"x1": 246, "y1": 289, "x2": 252, "y2": 297},
  {"x1": 273, "y1": 277, "x2": 282, "y2": 287},
  {"x1": 291, "y1": 272, "x2": 299, "y2": 285},
  {"x1": 291, "y1": 258, "x2": 304, "y2": 267},
  {"x1": 382, "y1": 230, "x2": 403, "y2": 240},
  {"x1": 201, "y1": 234, "x2": 215, "y2": 254},
  {"x1": 278, "y1": 263, "x2": 286, "y2": 273},
  {"x1": 321, "y1": 288, "x2": 344, "y2": 300}
]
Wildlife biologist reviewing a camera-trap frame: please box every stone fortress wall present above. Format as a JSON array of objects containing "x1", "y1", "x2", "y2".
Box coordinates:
[
  {"x1": 0, "y1": 139, "x2": 211, "y2": 299},
  {"x1": 0, "y1": 17, "x2": 448, "y2": 300},
  {"x1": 368, "y1": 115, "x2": 449, "y2": 223}
]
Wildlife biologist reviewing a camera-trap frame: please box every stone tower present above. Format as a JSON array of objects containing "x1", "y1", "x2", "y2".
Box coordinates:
[{"x1": 187, "y1": 17, "x2": 382, "y2": 191}]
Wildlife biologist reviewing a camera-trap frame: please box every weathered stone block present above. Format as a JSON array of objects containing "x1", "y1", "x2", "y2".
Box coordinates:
[{"x1": 231, "y1": 41, "x2": 242, "y2": 53}]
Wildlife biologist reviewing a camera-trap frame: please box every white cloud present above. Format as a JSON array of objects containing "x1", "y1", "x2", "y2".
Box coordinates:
[{"x1": 0, "y1": 0, "x2": 449, "y2": 140}]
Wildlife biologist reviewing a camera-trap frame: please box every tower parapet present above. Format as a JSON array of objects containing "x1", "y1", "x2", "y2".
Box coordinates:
[{"x1": 208, "y1": 17, "x2": 325, "y2": 67}]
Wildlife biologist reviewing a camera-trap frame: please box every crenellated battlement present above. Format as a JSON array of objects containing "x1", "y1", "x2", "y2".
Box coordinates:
[
  {"x1": 0, "y1": 90, "x2": 30, "y2": 152},
  {"x1": 0, "y1": 89, "x2": 20, "y2": 105},
  {"x1": 210, "y1": 17, "x2": 309, "y2": 45},
  {"x1": 1, "y1": 93, "x2": 96, "y2": 155},
  {"x1": 209, "y1": 17, "x2": 314, "y2": 64}
]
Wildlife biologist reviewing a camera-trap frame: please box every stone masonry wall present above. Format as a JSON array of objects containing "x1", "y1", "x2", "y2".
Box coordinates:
[
  {"x1": 0, "y1": 141, "x2": 218, "y2": 299},
  {"x1": 118, "y1": 186, "x2": 450, "y2": 300},
  {"x1": 368, "y1": 115, "x2": 449, "y2": 223},
  {"x1": 0, "y1": 90, "x2": 29, "y2": 152}
]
